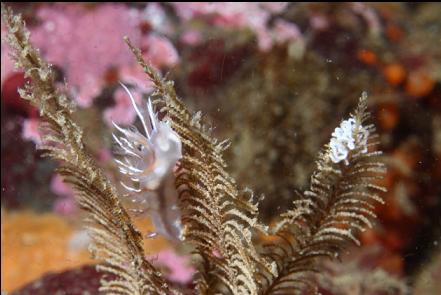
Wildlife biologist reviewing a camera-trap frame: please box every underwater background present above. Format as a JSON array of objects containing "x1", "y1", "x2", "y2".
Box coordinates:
[{"x1": 1, "y1": 3, "x2": 440, "y2": 294}]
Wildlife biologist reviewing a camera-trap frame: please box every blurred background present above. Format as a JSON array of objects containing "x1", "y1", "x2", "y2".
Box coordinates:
[{"x1": 1, "y1": 3, "x2": 440, "y2": 294}]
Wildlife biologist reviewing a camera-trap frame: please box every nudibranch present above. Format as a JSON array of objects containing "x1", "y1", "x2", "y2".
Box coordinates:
[
  {"x1": 329, "y1": 116, "x2": 369, "y2": 165},
  {"x1": 112, "y1": 83, "x2": 183, "y2": 241}
]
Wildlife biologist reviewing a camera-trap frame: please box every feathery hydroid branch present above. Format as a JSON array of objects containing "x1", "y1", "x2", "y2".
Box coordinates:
[
  {"x1": 262, "y1": 93, "x2": 386, "y2": 294},
  {"x1": 124, "y1": 37, "x2": 276, "y2": 294}
]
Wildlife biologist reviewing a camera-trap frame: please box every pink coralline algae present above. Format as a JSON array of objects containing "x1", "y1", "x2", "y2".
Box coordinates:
[
  {"x1": 53, "y1": 197, "x2": 77, "y2": 216},
  {"x1": 119, "y1": 64, "x2": 155, "y2": 93},
  {"x1": 142, "y1": 33, "x2": 179, "y2": 69},
  {"x1": 97, "y1": 148, "x2": 113, "y2": 164},
  {"x1": 310, "y1": 14, "x2": 330, "y2": 31},
  {"x1": 180, "y1": 29, "x2": 203, "y2": 46},
  {"x1": 1, "y1": 42, "x2": 14, "y2": 88},
  {"x1": 171, "y1": 2, "x2": 299, "y2": 52},
  {"x1": 103, "y1": 87, "x2": 142, "y2": 127},
  {"x1": 22, "y1": 118, "x2": 42, "y2": 145},
  {"x1": 29, "y1": 3, "x2": 142, "y2": 107},
  {"x1": 259, "y1": 2, "x2": 289, "y2": 14},
  {"x1": 51, "y1": 173, "x2": 75, "y2": 197},
  {"x1": 150, "y1": 249, "x2": 195, "y2": 284},
  {"x1": 50, "y1": 174, "x2": 77, "y2": 215},
  {"x1": 172, "y1": 2, "x2": 272, "y2": 50},
  {"x1": 272, "y1": 19, "x2": 302, "y2": 44},
  {"x1": 29, "y1": 3, "x2": 179, "y2": 108},
  {"x1": 171, "y1": 2, "x2": 286, "y2": 24}
]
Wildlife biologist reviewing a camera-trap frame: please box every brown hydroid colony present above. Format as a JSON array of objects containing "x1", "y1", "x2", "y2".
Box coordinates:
[{"x1": 2, "y1": 5, "x2": 386, "y2": 295}]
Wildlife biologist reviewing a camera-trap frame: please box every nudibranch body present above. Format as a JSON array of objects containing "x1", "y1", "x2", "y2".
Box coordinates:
[
  {"x1": 113, "y1": 83, "x2": 183, "y2": 241},
  {"x1": 329, "y1": 116, "x2": 369, "y2": 165}
]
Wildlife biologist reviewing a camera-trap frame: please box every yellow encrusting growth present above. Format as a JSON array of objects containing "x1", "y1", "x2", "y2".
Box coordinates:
[{"x1": 1, "y1": 211, "x2": 92, "y2": 292}]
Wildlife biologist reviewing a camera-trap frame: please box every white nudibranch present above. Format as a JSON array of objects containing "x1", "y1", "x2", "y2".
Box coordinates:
[
  {"x1": 112, "y1": 83, "x2": 183, "y2": 241},
  {"x1": 329, "y1": 117, "x2": 369, "y2": 165}
]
